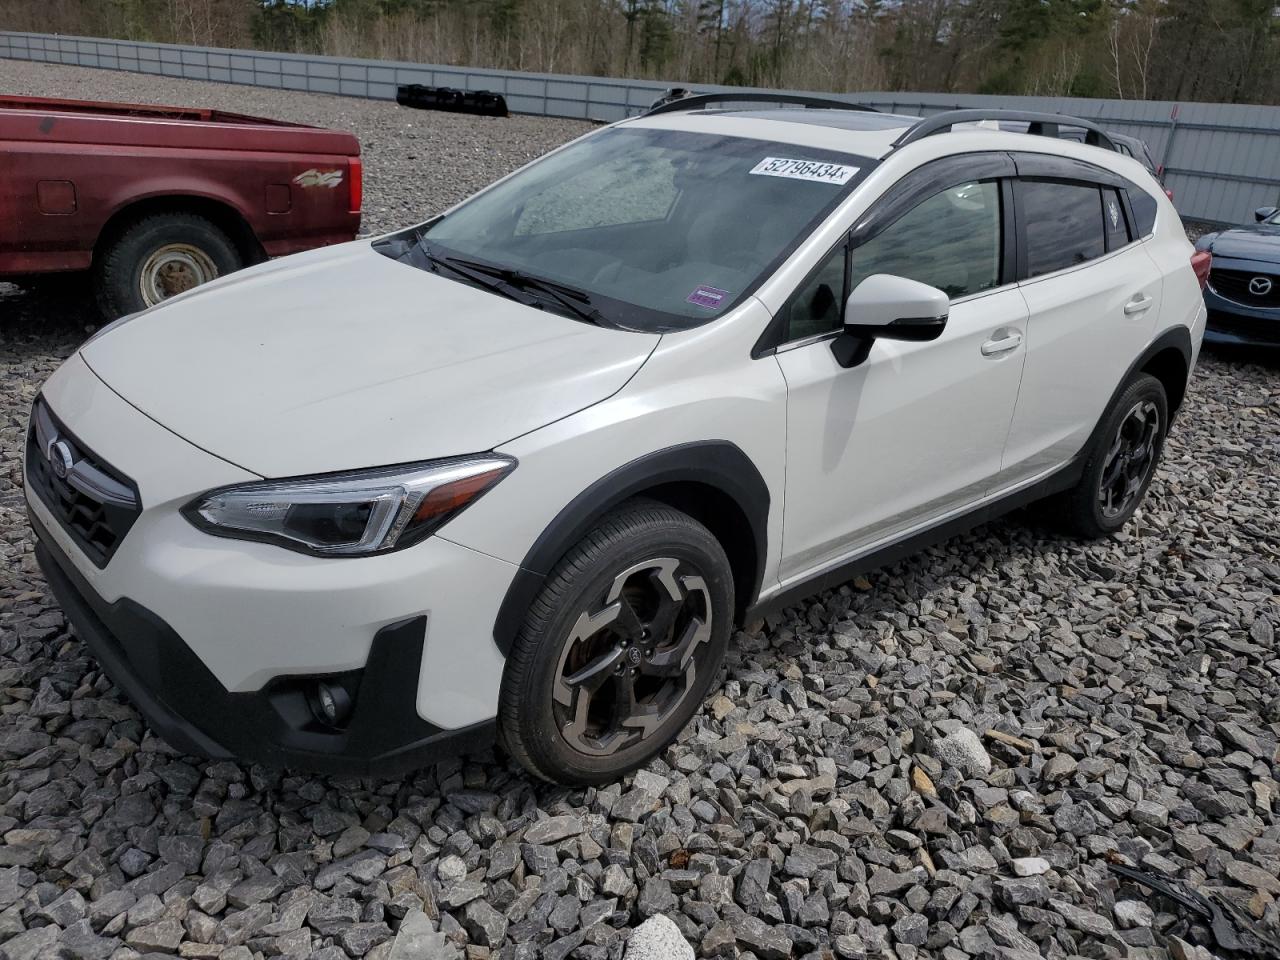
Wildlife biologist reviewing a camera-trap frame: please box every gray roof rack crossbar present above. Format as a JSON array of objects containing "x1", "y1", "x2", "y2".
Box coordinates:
[
  {"x1": 892, "y1": 109, "x2": 1118, "y2": 152},
  {"x1": 644, "y1": 91, "x2": 879, "y2": 117}
]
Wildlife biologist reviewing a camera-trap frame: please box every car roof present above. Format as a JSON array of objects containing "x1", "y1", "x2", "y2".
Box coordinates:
[
  {"x1": 625, "y1": 107, "x2": 1143, "y2": 173},
  {"x1": 624, "y1": 109, "x2": 917, "y2": 158},
  {"x1": 711, "y1": 108, "x2": 924, "y2": 132}
]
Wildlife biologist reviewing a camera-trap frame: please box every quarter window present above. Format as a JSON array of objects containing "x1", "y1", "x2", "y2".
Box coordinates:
[
  {"x1": 1020, "y1": 180, "x2": 1106, "y2": 277},
  {"x1": 781, "y1": 245, "x2": 846, "y2": 342},
  {"x1": 1129, "y1": 189, "x2": 1158, "y2": 237}
]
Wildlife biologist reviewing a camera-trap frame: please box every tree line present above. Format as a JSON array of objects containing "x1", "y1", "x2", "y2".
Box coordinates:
[{"x1": 5, "y1": 0, "x2": 1279, "y2": 104}]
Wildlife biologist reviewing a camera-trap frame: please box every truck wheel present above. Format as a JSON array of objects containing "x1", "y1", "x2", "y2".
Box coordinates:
[
  {"x1": 94, "y1": 213, "x2": 242, "y2": 318},
  {"x1": 499, "y1": 499, "x2": 734, "y2": 785}
]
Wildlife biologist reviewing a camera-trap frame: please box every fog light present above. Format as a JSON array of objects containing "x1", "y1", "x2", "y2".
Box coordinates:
[{"x1": 311, "y1": 680, "x2": 353, "y2": 728}]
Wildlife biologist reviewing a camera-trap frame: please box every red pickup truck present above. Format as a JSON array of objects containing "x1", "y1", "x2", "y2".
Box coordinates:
[{"x1": 1, "y1": 95, "x2": 362, "y2": 316}]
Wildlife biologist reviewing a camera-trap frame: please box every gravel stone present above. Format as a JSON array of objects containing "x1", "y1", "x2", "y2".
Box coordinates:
[
  {"x1": 0, "y1": 56, "x2": 1277, "y2": 960},
  {"x1": 1050, "y1": 898, "x2": 1116, "y2": 937},
  {"x1": 933, "y1": 728, "x2": 992, "y2": 776},
  {"x1": 735, "y1": 914, "x2": 793, "y2": 959},
  {"x1": 125, "y1": 917, "x2": 185, "y2": 952},
  {"x1": 523, "y1": 815, "x2": 584, "y2": 845},
  {"x1": 1114, "y1": 899, "x2": 1156, "y2": 929},
  {"x1": 625, "y1": 914, "x2": 694, "y2": 960}
]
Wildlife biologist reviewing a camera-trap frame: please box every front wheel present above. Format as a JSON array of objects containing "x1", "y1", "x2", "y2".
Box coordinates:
[
  {"x1": 93, "y1": 212, "x2": 243, "y2": 319},
  {"x1": 499, "y1": 500, "x2": 734, "y2": 785},
  {"x1": 1055, "y1": 372, "x2": 1169, "y2": 538}
]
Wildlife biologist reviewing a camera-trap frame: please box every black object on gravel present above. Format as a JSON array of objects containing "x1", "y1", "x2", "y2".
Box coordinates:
[{"x1": 396, "y1": 85, "x2": 508, "y2": 118}]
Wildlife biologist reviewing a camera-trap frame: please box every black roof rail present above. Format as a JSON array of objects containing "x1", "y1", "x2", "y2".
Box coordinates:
[
  {"x1": 644, "y1": 91, "x2": 879, "y2": 117},
  {"x1": 892, "y1": 109, "x2": 1118, "y2": 152}
]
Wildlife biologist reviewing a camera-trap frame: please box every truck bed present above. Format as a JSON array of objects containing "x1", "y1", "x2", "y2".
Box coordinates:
[
  {"x1": 0, "y1": 94, "x2": 361, "y2": 280},
  {"x1": 0, "y1": 94, "x2": 359, "y2": 155}
]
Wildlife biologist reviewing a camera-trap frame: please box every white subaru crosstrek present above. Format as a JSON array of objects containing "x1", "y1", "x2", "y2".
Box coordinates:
[{"x1": 26, "y1": 97, "x2": 1209, "y2": 784}]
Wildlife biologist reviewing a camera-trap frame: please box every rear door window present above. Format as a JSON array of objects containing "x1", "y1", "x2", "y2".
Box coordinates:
[{"x1": 1019, "y1": 180, "x2": 1106, "y2": 278}]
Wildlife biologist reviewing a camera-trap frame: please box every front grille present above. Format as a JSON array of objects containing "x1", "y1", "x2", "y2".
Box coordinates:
[
  {"x1": 1208, "y1": 268, "x2": 1280, "y2": 308},
  {"x1": 25, "y1": 399, "x2": 141, "y2": 568},
  {"x1": 1207, "y1": 310, "x2": 1280, "y2": 345}
]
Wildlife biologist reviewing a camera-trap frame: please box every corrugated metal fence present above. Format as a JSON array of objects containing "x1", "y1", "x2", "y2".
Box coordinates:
[{"x1": 4, "y1": 30, "x2": 1279, "y2": 225}]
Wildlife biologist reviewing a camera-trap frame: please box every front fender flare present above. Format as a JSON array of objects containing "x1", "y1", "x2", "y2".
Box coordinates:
[{"x1": 491, "y1": 441, "x2": 770, "y2": 657}]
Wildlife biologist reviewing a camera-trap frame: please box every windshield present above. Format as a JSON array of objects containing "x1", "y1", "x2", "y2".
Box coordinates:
[{"x1": 415, "y1": 126, "x2": 873, "y2": 331}]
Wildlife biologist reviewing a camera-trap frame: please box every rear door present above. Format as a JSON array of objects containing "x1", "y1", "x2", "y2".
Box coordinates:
[{"x1": 998, "y1": 156, "x2": 1163, "y2": 487}]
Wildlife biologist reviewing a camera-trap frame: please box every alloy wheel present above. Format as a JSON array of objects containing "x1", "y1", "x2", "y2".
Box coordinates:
[
  {"x1": 1098, "y1": 399, "x2": 1160, "y2": 519},
  {"x1": 552, "y1": 557, "x2": 713, "y2": 757}
]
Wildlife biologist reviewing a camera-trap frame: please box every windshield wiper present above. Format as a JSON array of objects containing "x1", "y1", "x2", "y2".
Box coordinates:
[
  {"x1": 424, "y1": 248, "x2": 613, "y2": 328},
  {"x1": 416, "y1": 243, "x2": 541, "y2": 310}
]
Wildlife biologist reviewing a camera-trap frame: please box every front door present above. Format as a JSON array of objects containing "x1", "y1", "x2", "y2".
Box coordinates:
[{"x1": 773, "y1": 177, "x2": 1029, "y2": 584}]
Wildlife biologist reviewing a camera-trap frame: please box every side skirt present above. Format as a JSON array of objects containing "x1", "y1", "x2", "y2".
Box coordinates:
[{"x1": 745, "y1": 458, "x2": 1082, "y2": 623}]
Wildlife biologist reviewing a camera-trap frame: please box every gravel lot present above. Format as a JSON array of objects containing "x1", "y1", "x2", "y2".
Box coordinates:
[{"x1": 3, "y1": 60, "x2": 1280, "y2": 960}]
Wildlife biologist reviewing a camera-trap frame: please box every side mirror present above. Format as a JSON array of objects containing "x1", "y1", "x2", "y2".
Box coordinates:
[
  {"x1": 1254, "y1": 206, "x2": 1277, "y2": 223},
  {"x1": 832, "y1": 274, "x2": 949, "y2": 368}
]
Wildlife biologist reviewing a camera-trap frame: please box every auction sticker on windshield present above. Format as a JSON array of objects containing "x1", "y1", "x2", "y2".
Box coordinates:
[
  {"x1": 686, "y1": 285, "x2": 730, "y2": 309},
  {"x1": 750, "y1": 157, "x2": 859, "y2": 185}
]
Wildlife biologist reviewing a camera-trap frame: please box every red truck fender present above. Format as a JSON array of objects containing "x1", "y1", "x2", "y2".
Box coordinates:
[{"x1": 94, "y1": 181, "x2": 264, "y2": 264}]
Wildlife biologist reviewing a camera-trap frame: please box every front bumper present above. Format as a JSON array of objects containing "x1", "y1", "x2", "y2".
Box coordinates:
[
  {"x1": 32, "y1": 510, "x2": 493, "y2": 776},
  {"x1": 25, "y1": 352, "x2": 521, "y2": 772},
  {"x1": 1203, "y1": 262, "x2": 1280, "y2": 347},
  {"x1": 1202, "y1": 303, "x2": 1280, "y2": 347}
]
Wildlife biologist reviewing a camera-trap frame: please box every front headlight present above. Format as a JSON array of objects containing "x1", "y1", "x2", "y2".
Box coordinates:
[{"x1": 183, "y1": 455, "x2": 515, "y2": 557}]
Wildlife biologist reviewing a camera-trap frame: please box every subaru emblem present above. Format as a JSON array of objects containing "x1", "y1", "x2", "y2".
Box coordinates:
[{"x1": 48, "y1": 439, "x2": 74, "y2": 480}]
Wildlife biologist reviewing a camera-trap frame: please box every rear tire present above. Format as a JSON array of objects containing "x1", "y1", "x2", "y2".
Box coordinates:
[
  {"x1": 94, "y1": 213, "x2": 242, "y2": 319},
  {"x1": 499, "y1": 499, "x2": 733, "y2": 785},
  {"x1": 1053, "y1": 372, "x2": 1168, "y2": 538}
]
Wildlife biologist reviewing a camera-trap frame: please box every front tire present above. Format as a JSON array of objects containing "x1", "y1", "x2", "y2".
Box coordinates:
[
  {"x1": 94, "y1": 213, "x2": 242, "y2": 318},
  {"x1": 499, "y1": 500, "x2": 734, "y2": 785},
  {"x1": 1055, "y1": 372, "x2": 1168, "y2": 538}
]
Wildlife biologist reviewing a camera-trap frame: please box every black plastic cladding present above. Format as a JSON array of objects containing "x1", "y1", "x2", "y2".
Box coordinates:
[{"x1": 491, "y1": 441, "x2": 770, "y2": 657}]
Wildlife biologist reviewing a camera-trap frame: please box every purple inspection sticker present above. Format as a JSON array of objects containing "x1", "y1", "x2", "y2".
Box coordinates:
[{"x1": 686, "y1": 285, "x2": 730, "y2": 309}]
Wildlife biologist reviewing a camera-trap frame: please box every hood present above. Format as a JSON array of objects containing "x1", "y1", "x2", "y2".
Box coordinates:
[
  {"x1": 1199, "y1": 224, "x2": 1280, "y2": 262},
  {"x1": 81, "y1": 242, "x2": 659, "y2": 478}
]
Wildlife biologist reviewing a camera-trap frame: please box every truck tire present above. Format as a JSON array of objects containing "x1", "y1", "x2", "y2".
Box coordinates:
[{"x1": 94, "y1": 213, "x2": 242, "y2": 318}]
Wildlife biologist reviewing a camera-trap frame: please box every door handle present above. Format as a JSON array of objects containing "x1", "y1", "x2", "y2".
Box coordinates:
[
  {"x1": 980, "y1": 330, "x2": 1023, "y2": 356},
  {"x1": 1124, "y1": 295, "x2": 1154, "y2": 315}
]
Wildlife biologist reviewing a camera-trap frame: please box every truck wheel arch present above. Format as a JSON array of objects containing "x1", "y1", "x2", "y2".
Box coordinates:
[{"x1": 93, "y1": 194, "x2": 264, "y2": 267}]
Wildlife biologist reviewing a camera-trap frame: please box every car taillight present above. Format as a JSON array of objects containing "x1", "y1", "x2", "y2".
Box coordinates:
[
  {"x1": 1165, "y1": 188, "x2": 1174, "y2": 202},
  {"x1": 1190, "y1": 250, "x2": 1211, "y2": 290},
  {"x1": 348, "y1": 156, "x2": 363, "y2": 215}
]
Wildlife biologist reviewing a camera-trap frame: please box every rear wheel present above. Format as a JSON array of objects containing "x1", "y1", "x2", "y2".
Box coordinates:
[
  {"x1": 1054, "y1": 373, "x2": 1168, "y2": 538},
  {"x1": 94, "y1": 213, "x2": 242, "y2": 318},
  {"x1": 499, "y1": 500, "x2": 733, "y2": 785}
]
